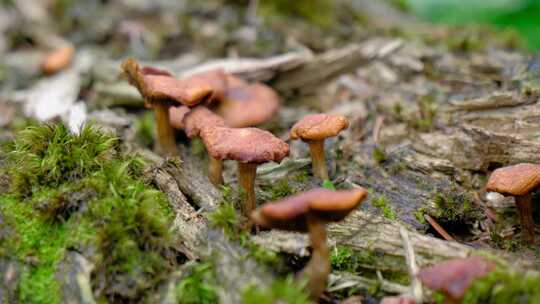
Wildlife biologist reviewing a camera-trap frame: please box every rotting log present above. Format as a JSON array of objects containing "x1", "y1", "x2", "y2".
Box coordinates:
[
  {"x1": 149, "y1": 150, "x2": 428, "y2": 299},
  {"x1": 148, "y1": 151, "x2": 274, "y2": 304},
  {"x1": 252, "y1": 210, "x2": 472, "y2": 275}
]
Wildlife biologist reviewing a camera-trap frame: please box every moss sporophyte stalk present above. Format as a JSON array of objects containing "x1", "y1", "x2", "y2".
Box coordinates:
[{"x1": 0, "y1": 123, "x2": 177, "y2": 303}]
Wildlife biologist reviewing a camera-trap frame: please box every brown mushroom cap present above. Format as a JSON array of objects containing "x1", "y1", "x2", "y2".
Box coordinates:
[
  {"x1": 169, "y1": 106, "x2": 190, "y2": 130},
  {"x1": 290, "y1": 114, "x2": 349, "y2": 141},
  {"x1": 42, "y1": 45, "x2": 75, "y2": 75},
  {"x1": 216, "y1": 83, "x2": 280, "y2": 127},
  {"x1": 183, "y1": 106, "x2": 226, "y2": 138},
  {"x1": 225, "y1": 74, "x2": 248, "y2": 89},
  {"x1": 486, "y1": 163, "x2": 540, "y2": 196},
  {"x1": 418, "y1": 256, "x2": 495, "y2": 301},
  {"x1": 201, "y1": 127, "x2": 289, "y2": 164},
  {"x1": 251, "y1": 188, "x2": 368, "y2": 232},
  {"x1": 121, "y1": 58, "x2": 214, "y2": 106}
]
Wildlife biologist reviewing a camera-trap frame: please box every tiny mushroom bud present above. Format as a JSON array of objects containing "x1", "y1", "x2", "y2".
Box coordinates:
[
  {"x1": 183, "y1": 106, "x2": 227, "y2": 186},
  {"x1": 418, "y1": 256, "x2": 495, "y2": 304},
  {"x1": 251, "y1": 188, "x2": 368, "y2": 299},
  {"x1": 216, "y1": 83, "x2": 280, "y2": 127},
  {"x1": 42, "y1": 45, "x2": 75, "y2": 75},
  {"x1": 486, "y1": 163, "x2": 540, "y2": 244},
  {"x1": 122, "y1": 58, "x2": 215, "y2": 155},
  {"x1": 290, "y1": 114, "x2": 349, "y2": 180},
  {"x1": 201, "y1": 127, "x2": 289, "y2": 217}
]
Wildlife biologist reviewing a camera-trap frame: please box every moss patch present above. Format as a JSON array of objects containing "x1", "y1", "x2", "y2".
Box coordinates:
[
  {"x1": 176, "y1": 262, "x2": 219, "y2": 304},
  {"x1": 0, "y1": 123, "x2": 177, "y2": 303},
  {"x1": 242, "y1": 276, "x2": 310, "y2": 304},
  {"x1": 458, "y1": 268, "x2": 540, "y2": 304},
  {"x1": 371, "y1": 195, "x2": 397, "y2": 220}
]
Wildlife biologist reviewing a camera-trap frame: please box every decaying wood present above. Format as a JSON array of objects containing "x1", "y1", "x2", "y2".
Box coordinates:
[
  {"x1": 413, "y1": 125, "x2": 540, "y2": 171},
  {"x1": 148, "y1": 150, "x2": 274, "y2": 304},
  {"x1": 272, "y1": 39, "x2": 403, "y2": 96},
  {"x1": 253, "y1": 210, "x2": 472, "y2": 275},
  {"x1": 328, "y1": 272, "x2": 409, "y2": 295}
]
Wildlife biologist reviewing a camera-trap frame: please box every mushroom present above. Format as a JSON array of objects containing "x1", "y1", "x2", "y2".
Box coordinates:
[
  {"x1": 486, "y1": 163, "x2": 540, "y2": 244},
  {"x1": 121, "y1": 58, "x2": 218, "y2": 155},
  {"x1": 169, "y1": 106, "x2": 190, "y2": 130},
  {"x1": 183, "y1": 106, "x2": 227, "y2": 186},
  {"x1": 290, "y1": 114, "x2": 349, "y2": 180},
  {"x1": 216, "y1": 82, "x2": 280, "y2": 127},
  {"x1": 418, "y1": 256, "x2": 495, "y2": 304},
  {"x1": 250, "y1": 188, "x2": 368, "y2": 299},
  {"x1": 42, "y1": 45, "x2": 75, "y2": 75},
  {"x1": 201, "y1": 127, "x2": 289, "y2": 217}
]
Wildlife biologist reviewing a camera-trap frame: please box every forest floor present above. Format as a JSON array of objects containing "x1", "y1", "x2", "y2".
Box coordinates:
[{"x1": 1, "y1": 1, "x2": 540, "y2": 303}]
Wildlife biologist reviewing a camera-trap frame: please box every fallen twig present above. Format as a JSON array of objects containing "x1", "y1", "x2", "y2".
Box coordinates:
[{"x1": 424, "y1": 214, "x2": 455, "y2": 242}]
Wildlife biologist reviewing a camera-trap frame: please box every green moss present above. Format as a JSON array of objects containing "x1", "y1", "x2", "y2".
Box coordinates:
[
  {"x1": 208, "y1": 195, "x2": 240, "y2": 238},
  {"x1": 414, "y1": 208, "x2": 427, "y2": 225},
  {"x1": 7, "y1": 123, "x2": 116, "y2": 197},
  {"x1": 259, "y1": 0, "x2": 335, "y2": 28},
  {"x1": 459, "y1": 268, "x2": 540, "y2": 304},
  {"x1": 264, "y1": 179, "x2": 295, "y2": 201},
  {"x1": 387, "y1": 161, "x2": 407, "y2": 174},
  {"x1": 408, "y1": 95, "x2": 437, "y2": 131},
  {"x1": 242, "y1": 276, "x2": 310, "y2": 304},
  {"x1": 134, "y1": 112, "x2": 155, "y2": 148},
  {"x1": 372, "y1": 147, "x2": 388, "y2": 164},
  {"x1": 331, "y1": 246, "x2": 359, "y2": 272},
  {"x1": 176, "y1": 262, "x2": 219, "y2": 304},
  {"x1": 0, "y1": 123, "x2": 176, "y2": 303},
  {"x1": 190, "y1": 138, "x2": 207, "y2": 159},
  {"x1": 330, "y1": 245, "x2": 407, "y2": 274},
  {"x1": 371, "y1": 195, "x2": 397, "y2": 220},
  {"x1": 322, "y1": 179, "x2": 336, "y2": 190},
  {"x1": 428, "y1": 187, "x2": 481, "y2": 224}
]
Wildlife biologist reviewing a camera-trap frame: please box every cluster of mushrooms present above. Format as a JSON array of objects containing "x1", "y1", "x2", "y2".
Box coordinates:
[
  {"x1": 123, "y1": 58, "x2": 537, "y2": 302},
  {"x1": 122, "y1": 58, "x2": 367, "y2": 299}
]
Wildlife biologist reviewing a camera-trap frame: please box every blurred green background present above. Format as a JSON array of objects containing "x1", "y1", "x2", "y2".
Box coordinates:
[{"x1": 405, "y1": 0, "x2": 540, "y2": 50}]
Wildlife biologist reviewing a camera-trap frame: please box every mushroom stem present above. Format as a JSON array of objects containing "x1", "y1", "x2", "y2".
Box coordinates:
[
  {"x1": 299, "y1": 214, "x2": 330, "y2": 299},
  {"x1": 153, "y1": 103, "x2": 178, "y2": 156},
  {"x1": 515, "y1": 194, "x2": 535, "y2": 244},
  {"x1": 208, "y1": 156, "x2": 224, "y2": 186},
  {"x1": 307, "y1": 140, "x2": 328, "y2": 180},
  {"x1": 238, "y1": 162, "x2": 258, "y2": 218}
]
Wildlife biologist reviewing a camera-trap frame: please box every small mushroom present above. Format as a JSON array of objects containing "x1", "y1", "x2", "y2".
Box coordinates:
[
  {"x1": 251, "y1": 188, "x2": 368, "y2": 299},
  {"x1": 418, "y1": 256, "x2": 495, "y2": 304},
  {"x1": 201, "y1": 127, "x2": 289, "y2": 217},
  {"x1": 122, "y1": 58, "x2": 215, "y2": 155},
  {"x1": 486, "y1": 163, "x2": 540, "y2": 244},
  {"x1": 290, "y1": 114, "x2": 349, "y2": 180},
  {"x1": 183, "y1": 106, "x2": 227, "y2": 186},
  {"x1": 42, "y1": 45, "x2": 75, "y2": 75},
  {"x1": 216, "y1": 83, "x2": 280, "y2": 127}
]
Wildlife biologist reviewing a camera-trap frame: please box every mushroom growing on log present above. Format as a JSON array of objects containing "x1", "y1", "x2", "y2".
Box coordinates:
[
  {"x1": 121, "y1": 58, "x2": 219, "y2": 155},
  {"x1": 183, "y1": 106, "x2": 227, "y2": 186},
  {"x1": 216, "y1": 82, "x2": 281, "y2": 127},
  {"x1": 486, "y1": 163, "x2": 540, "y2": 244},
  {"x1": 201, "y1": 127, "x2": 289, "y2": 218},
  {"x1": 418, "y1": 256, "x2": 495, "y2": 304},
  {"x1": 251, "y1": 187, "x2": 368, "y2": 299},
  {"x1": 290, "y1": 114, "x2": 349, "y2": 180}
]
